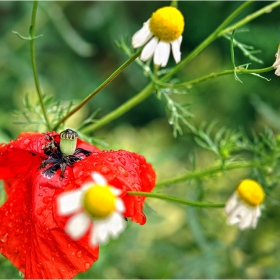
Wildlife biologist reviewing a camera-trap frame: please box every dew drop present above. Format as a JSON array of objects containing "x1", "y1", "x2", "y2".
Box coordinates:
[
  {"x1": 99, "y1": 165, "x2": 111, "y2": 175},
  {"x1": 118, "y1": 157, "x2": 126, "y2": 166},
  {"x1": 43, "y1": 196, "x2": 52, "y2": 204},
  {"x1": 132, "y1": 183, "x2": 141, "y2": 190},
  {"x1": 36, "y1": 206, "x2": 45, "y2": 216},
  {"x1": 0, "y1": 233, "x2": 8, "y2": 243},
  {"x1": 76, "y1": 250, "x2": 82, "y2": 258},
  {"x1": 37, "y1": 263, "x2": 42, "y2": 268},
  {"x1": 4, "y1": 210, "x2": 9, "y2": 217},
  {"x1": 84, "y1": 262, "x2": 91, "y2": 270},
  {"x1": 118, "y1": 165, "x2": 128, "y2": 177}
]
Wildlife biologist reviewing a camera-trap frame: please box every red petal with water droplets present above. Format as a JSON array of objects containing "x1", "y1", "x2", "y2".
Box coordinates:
[
  {"x1": 0, "y1": 132, "x2": 156, "y2": 278},
  {"x1": 73, "y1": 150, "x2": 156, "y2": 225},
  {"x1": 0, "y1": 132, "x2": 99, "y2": 279}
]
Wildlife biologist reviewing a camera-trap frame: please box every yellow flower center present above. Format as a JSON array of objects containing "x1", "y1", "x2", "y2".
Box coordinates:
[
  {"x1": 237, "y1": 179, "x2": 265, "y2": 207},
  {"x1": 149, "y1": 6, "x2": 184, "y2": 42},
  {"x1": 83, "y1": 185, "x2": 116, "y2": 219}
]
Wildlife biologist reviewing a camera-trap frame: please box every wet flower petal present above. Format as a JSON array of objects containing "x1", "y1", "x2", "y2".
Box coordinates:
[
  {"x1": 0, "y1": 132, "x2": 156, "y2": 278},
  {"x1": 0, "y1": 132, "x2": 100, "y2": 279}
]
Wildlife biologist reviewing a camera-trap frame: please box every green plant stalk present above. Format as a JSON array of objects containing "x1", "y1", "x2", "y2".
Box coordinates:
[
  {"x1": 53, "y1": 48, "x2": 142, "y2": 131},
  {"x1": 30, "y1": 0, "x2": 51, "y2": 130},
  {"x1": 166, "y1": 66, "x2": 274, "y2": 88},
  {"x1": 218, "y1": 1, "x2": 280, "y2": 37},
  {"x1": 128, "y1": 191, "x2": 225, "y2": 208},
  {"x1": 155, "y1": 161, "x2": 260, "y2": 188},
  {"x1": 80, "y1": 82, "x2": 155, "y2": 134}
]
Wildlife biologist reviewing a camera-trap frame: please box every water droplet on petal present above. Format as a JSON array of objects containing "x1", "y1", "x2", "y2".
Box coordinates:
[
  {"x1": 43, "y1": 196, "x2": 52, "y2": 204},
  {"x1": 132, "y1": 183, "x2": 141, "y2": 191},
  {"x1": 118, "y1": 165, "x2": 128, "y2": 177},
  {"x1": 98, "y1": 165, "x2": 111, "y2": 175},
  {"x1": 118, "y1": 157, "x2": 126, "y2": 166},
  {"x1": 36, "y1": 206, "x2": 45, "y2": 216},
  {"x1": 84, "y1": 262, "x2": 91, "y2": 270},
  {"x1": 76, "y1": 250, "x2": 83, "y2": 258},
  {"x1": 0, "y1": 233, "x2": 8, "y2": 243}
]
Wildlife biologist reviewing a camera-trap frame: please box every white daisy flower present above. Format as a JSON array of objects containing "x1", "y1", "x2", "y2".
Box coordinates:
[
  {"x1": 225, "y1": 179, "x2": 265, "y2": 230},
  {"x1": 57, "y1": 172, "x2": 126, "y2": 246},
  {"x1": 132, "y1": 6, "x2": 184, "y2": 67},
  {"x1": 273, "y1": 44, "x2": 280, "y2": 76}
]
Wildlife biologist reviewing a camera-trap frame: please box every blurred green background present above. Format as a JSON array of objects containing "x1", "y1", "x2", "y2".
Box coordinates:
[{"x1": 0, "y1": 1, "x2": 280, "y2": 279}]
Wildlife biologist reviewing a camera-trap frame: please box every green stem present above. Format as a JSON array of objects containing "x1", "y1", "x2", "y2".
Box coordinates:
[
  {"x1": 128, "y1": 191, "x2": 225, "y2": 208},
  {"x1": 30, "y1": 0, "x2": 51, "y2": 130},
  {"x1": 80, "y1": 82, "x2": 155, "y2": 134},
  {"x1": 155, "y1": 161, "x2": 260, "y2": 188},
  {"x1": 53, "y1": 49, "x2": 142, "y2": 131},
  {"x1": 166, "y1": 66, "x2": 274, "y2": 88},
  {"x1": 218, "y1": 1, "x2": 280, "y2": 37}
]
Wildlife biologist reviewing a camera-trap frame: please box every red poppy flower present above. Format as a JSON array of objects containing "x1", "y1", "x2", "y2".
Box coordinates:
[{"x1": 0, "y1": 131, "x2": 156, "y2": 279}]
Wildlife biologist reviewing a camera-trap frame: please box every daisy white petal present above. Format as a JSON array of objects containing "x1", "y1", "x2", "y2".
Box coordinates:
[
  {"x1": 57, "y1": 189, "x2": 83, "y2": 216},
  {"x1": 238, "y1": 207, "x2": 255, "y2": 230},
  {"x1": 107, "y1": 213, "x2": 126, "y2": 237},
  {"x1": 115, "y1": 198, "x2": 125, "y2": 213},
  {"x1": 171, "y1": 36, "x2": 182, "y2": 63},
  {"x1": 154, "y1": 41, "x2": 170, "y2": 67},
  {"x1": 273, "y1": 59, "x2": 280, "y2": 68},
  {"x1": 227, "y1": 203, "x2": 247, "y2": 226},
  {"x1": 90, "y1": 221, "x2": 110, "y2": 246},
  {"x1": 92, "y1": 172, "x2": 107, "y2": 186},
  {"x1": 225, "y1": 193, "x2": 238, "y2": 215},
  {"x1": 132, "y1": 20, "x2": 153, "y2": 48},
  {"x1": 110, "y1": 187, "x2": 122, "y2": 196},
  {"x1": 140, "y1": 37, "x2": 159, "y2": 62},
  {"x1": 251, "y1": 207, "x2": 261, "y2": 228},
  {"x1": 65, "y1": 212, "x2": 91, "y2": 240},
  {"x1": 275, "y1": 67, "x2": 280, "y2": 76}
]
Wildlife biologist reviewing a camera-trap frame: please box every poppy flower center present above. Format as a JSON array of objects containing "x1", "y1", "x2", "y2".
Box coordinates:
[
  {"x1": 60, "y1": 129, "x2": 78, "y2": 155},
  {"x1": 149, "y1": 6, "x2": 184, "y2": 42},
  {"x1": 83, "y1": 185, "x2": 116, "y2": 219},
  {"x1": 237, "y1": 179, "x2": 265, "y2": 206}
]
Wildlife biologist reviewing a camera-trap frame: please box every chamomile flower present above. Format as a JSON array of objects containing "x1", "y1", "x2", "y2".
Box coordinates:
[
  {"x1": 273, "y1": 44, "x2": 280, "y2": 76},
  {"x1": 132, "y1": 6, "x2": 184, "y2": 67},
  {"x1": 225, "y1": 179, "x2": 265, "y2": 230},
  {"x1": 57, "y1": 172, "x2": 126, "y2": 246}
]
